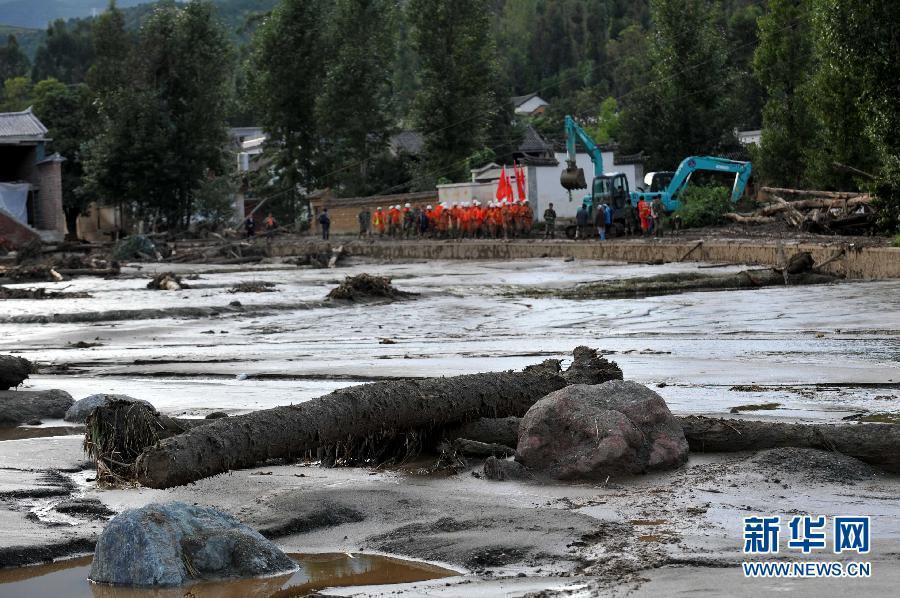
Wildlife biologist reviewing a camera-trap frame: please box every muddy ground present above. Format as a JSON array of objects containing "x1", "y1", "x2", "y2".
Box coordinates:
[{"x1": 0, "y1": 256, "x2": 898, "y2": 596}]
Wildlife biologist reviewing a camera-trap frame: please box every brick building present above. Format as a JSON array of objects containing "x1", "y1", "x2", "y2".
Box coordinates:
[
  {"x1": 308, "y1": 190, "x2": 438, "y2": 235},
  {"x1": 0, "y1": 107, "x2": 66, "y2": 246}
]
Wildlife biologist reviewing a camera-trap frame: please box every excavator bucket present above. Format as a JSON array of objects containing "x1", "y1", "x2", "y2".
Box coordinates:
[{"x1": 560, "y1": 161, "x2": 587, "y2": 190}]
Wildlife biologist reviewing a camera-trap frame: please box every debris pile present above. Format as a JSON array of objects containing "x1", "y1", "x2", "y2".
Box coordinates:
[
  {"x1": 286, "y1": 245, "x2": 347, "y2": 269},
  {"x1": 146, "y1": 272, "x2": 187, "y2": 291},
  {"x1": 327, "y1": 273, "x2": 415, "y2": 301},
  {"x1": 0, "y1": 354, "x2": 34, "y2": 389},
  {"x1": 725, "y1": 187, "x2": 876, "y2": 234},
  {"x1": 0, "y1": 286, "x2": 91, "y2": 300},
  {"x1": 228, "y1": 281, "x2": 277, "y2": 293},
  {"x1": 111, "y1": 235, "x2": 160, "y2": 261}
]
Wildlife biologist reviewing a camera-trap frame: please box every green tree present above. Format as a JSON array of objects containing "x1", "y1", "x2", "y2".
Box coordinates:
[
  {"x1": 32, "y1": 79, "x2": 95, "y2": 237},
  {"x1": 0, "y1": 76, "x2": 31, "y2": 111},
  {"x1": 587, "y1": 96, "x2": 621, "y2": 143},
  {"x1": 86, "y1": 1, "x2": 130, "y2": 103},
  {"x1": 249, "y1": 0, "x2": 328, "y2": 213},
  {"x1": 83, "y1": 0, "x2": 234, "y2": 229},
  {"x1": 0, "y1": 34, "x2": 30, "y2": 83},
  {"x1": 316, "y1": 0, "x2": 397, "y2": 196},
  {"x1": 408, "y1": 0, "x2": 507, "y2": 184},
  {"x1": 814, "y1": 0, "x2": 900, "y2": 231},
  {"x1": 621, "y1": 0, "x2": 735, "y2": 169},
  {"x1": 31, "y1": 20, "x2": 95, "y2": 84},
  {"x1": 753, "y1": 0, "x2": 816, "y2": 187}
]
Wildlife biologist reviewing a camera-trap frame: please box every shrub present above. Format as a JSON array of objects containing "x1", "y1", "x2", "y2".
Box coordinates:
[{"x1": 677, "y1": 185, "x2": 732, "y2": 228}]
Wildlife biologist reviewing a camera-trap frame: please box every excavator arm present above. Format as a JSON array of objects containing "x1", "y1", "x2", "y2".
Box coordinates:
[
  {"x1": 560, "y1": 115, "x2": 604, "y2": 190},
  {"x1": 667, "y1": 156, "x2": 752, "y2": 202}
]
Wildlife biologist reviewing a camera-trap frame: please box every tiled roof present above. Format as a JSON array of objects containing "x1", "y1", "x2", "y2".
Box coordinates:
[{"x1": 0, "y1": 107, "x2": 48, "y2": 141}]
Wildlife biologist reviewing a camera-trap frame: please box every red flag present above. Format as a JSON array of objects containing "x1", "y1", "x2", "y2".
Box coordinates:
[
  {"x1": 515, "y1": 162, "x2": 526, "y2": 201},
  {"x1": 495, "y1": 166, "x2": 513, "y2": 203}
]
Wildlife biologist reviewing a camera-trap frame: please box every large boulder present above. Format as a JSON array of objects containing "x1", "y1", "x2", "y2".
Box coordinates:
[
  {"x1": 516, "y1": 381, "x2": 688, "y2": 480},
  {"x1": 89, "y1": 502, "x2": 297, "y2": 587},
  {"x1": 64, "y1": 393, "x2": 153, "y2": 423},
  {"x1": 0, "y1": 389, "x2": 73, "y2": 426},
  {"x1": 0, "y1": 354, "x2": 33, "y2": 390}
]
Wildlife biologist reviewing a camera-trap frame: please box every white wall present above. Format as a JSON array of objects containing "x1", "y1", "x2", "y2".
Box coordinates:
[
  {"x1": 530, "y1": 152, "x2": 643, "y2": 220},
  {"x1": 437, "y1": 182, "x2": 495, "y2": 204}
]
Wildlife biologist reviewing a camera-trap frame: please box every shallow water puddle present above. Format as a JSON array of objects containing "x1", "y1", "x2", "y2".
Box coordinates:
[{"x1": 0, "y1": 552, "x2": 458, "y2": 597}]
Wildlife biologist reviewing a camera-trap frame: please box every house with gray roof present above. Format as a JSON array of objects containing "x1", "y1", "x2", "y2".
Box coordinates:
[{"x1": 0, "y1": 107, "x2": 66, "y2": 246}]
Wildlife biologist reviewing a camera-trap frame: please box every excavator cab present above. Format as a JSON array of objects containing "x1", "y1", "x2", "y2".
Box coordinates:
[{"x1": 592, "y1": 173, "x2": 630, "y2": 210}]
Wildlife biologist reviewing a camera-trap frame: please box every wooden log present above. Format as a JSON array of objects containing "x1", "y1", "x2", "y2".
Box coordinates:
[
  {"x1": 134, "y1": 353, "x2": 610, "y2": 489},
  {"x1": 761, "y1": 187, "x2": 863, "y2": 200},
  {"x1": 0, "y1": 390, "x2": 73, "y2": 426},
  {"x1": 723, "y1": 213, "x2": 776, "y2": 225},
  {"x1": 679, "y1": 416, "x2": 900, "y2": 472},
  {"x1": 771, "y1": 195, "x2": 806, "y2": 228},
  {"x1": 0, "y1": 355, "x2": 33, "y2": 390}
]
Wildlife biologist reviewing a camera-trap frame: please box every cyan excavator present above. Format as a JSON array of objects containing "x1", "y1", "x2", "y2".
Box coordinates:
[{"x1": 560, "y1": 114, "x2": 753, "y2": 227}]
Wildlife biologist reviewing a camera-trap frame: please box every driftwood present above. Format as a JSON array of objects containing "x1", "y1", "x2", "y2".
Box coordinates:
[
  {"x1": 0, "y1": 355, "x2": 33, "y2": 390},
  {"x1": 133, "y1": 350, "x2": 613, "y2": 488},
  {"x1": 761, "y1": 186, "x2": 864, "y2": 200},
  {"x1": 679, "y1": 416, "x2": 900, "y2": 473},
  {"x1": 0, "y1": 390, "x2": 73, "y2": 426},
  {"x1": 723, "y1": 213, "x2": 775, "y2": 225}
]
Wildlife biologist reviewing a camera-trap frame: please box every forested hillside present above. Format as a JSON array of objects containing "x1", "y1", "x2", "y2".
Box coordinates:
[{"x1": 0, "y1": 0, "x2": 896, "y2": 233}]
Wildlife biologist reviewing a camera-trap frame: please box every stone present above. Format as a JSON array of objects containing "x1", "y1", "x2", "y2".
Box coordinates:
[
  {"x1": 64, "y1": 394, "x2": 153, "y2": 423},
  {"x1": 89, "y1": 501, "x2": 297, "y2": 587},
  {"x1": 516, "y1": 381, "x2": 688, "y2": 480},
  {"x1": 0, "y1": 389, "x2": 73, "y2": 426},
  {"x1": 483, "y1": 456, "x2": 531, "y2": 481}
]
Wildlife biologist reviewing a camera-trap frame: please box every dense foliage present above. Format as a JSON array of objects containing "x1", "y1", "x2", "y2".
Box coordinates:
[{"x1": 0, "y1": 0, "x2": 896, "y2": 233}]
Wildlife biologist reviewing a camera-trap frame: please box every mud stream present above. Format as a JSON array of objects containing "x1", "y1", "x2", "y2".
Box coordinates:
[{"x1": 0, "y1": 553, "x2": 457, "y2": 597}]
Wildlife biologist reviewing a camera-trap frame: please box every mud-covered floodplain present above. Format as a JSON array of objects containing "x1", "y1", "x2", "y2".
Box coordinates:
[{"x1": 1, "y1": 256, "x2": 899, "y2": 597}]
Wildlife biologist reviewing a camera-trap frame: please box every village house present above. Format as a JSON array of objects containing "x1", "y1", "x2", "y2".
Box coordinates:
[
  {"x1": 0, "y1": 107, "x2": 66, "y2": 247},
  {"x1": 511, "y1": 93, "x2": 550, "y2": 117}
]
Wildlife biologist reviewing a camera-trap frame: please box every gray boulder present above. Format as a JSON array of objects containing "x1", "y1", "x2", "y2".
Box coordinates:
[
  {"x1": 516, "y1": 381, "x2": 688, "y2": 480},
  {"x1": 0, "y1": 389, "x2": 73, "y2": 426},
  {"x1": 89, "y1": 502, "x2": 297, "y2": 587},
  {"x1": 64, "y1": 393, "x2": 153, "y2": 423}
]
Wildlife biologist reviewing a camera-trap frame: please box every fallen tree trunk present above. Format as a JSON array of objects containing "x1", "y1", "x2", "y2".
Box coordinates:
[
  {"x1": 526, "y1": 267, "x2": 839, "y2": 300},
  {"x1": 679, "y1": 416, "x2": 900, "y2": 473},
  {"x1": 134, "y1": 351, "x2": 611, "y2": 488},
  {"x1": 723, "y1": 213, "x2": 776, "y2": 225},
  {"x1": 0, "y1": 355, "x2": 34, "y2": 390},
  {"x1": 0, "y1": 390, "x2": 73, "y2": 425},
  {"x1": 761, "y1": 187, "x2": 863, "y2": 200}
]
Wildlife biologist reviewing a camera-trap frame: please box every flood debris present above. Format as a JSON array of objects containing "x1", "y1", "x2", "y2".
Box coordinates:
[
  {"x1": 326, "y1": 273, "x2": 416, "y2": 301},
  {"x1": 725, "y1": 187, "x2": 876, "y2": 234},
  {"x1": 525, "y1": 256, "x2": 839, "y2": 300},
  {"x1": 65, "y1": 393, "x2": 154, "y2": 423},
  {"x1": 286, "y1": 245, "x2": 347, "y2": 269},
  {"x1": 0, "y1": 354, "x2": 34, "y2": 389},
  {"x1": 111, "y1": 235, "x2": 161, "y2": 261},
  {"x1": 146, "y1": 272, "x2": 187, "y2": 291},
  {"x1": 729, "y1": 402, "x2": 780, "y2": 413},
  {"x1": 0, "y1": 285, "x2": 91, "y2": 299},
  {"x1": 680, "y1": 415, "x2": 900, "y2": 472},
  {"x1": 84, "y1": 399, "x2": 213, "y2": 484},
  {"x1": 129, "y1": 349, "x2": 617, "y2": 488},
  {"x1": 228, "y1": 281, "x2": 277, "y2": 293},
  {"x1": 0, "y1": 389, "x2": 74, "y2": 426}
]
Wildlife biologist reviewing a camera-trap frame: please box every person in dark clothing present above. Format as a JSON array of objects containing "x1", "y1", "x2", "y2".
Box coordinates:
[
  {"x1": 245, "y1": 215, "x2": 256, "y2": 238},
  {"x1": 358, "y1": 208, "x2": 371, "y2": 239},
  {"x1": 318, "y1": 209, "x2": 331, "y2": 240},
  {"x1": 575, "y1": 203, "x2": 590, "y2": 239},
  {"x1": 543, "y1": 203, "x2": 557, "y2": 239}
]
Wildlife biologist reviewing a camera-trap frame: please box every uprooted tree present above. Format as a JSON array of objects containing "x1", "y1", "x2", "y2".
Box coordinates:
[{"x1": 98, "y1": 348, "x2": 621, "y2": 488}]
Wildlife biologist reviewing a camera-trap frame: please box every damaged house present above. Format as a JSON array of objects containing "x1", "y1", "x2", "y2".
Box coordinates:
[{"x1": 0, "y1": 107, "x2": 66, "y2": 247}]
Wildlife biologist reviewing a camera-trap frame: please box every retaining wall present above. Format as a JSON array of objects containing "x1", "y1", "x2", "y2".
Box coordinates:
[{"x1": 269, "y1": 238, "x2": 900, "y2": 280}]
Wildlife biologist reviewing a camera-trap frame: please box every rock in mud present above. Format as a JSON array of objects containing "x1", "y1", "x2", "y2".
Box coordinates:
[
  {"x1": 65, "y1": 393, "x2": 153, "y2": 423},
  {"x1": 0, "y1": 389, "x2": 74, "y2": 426},
  {"x1": 483, "y1": 456, "x2": 531, "y2": 481},
  {"x1": 55, "y1": 498, "x2": 116, "y2": 520},
  {"x1": 326, "y1": 273, "x2": 415, "y2": 301},
  {"x1": 516, "y1": 381, "x2": 688, "y2": 480},
  {"x1": 563, "y1": 346, "x2": 623, "y2": 385},
  {"x1": 0, "y1": 354, "x2": 34, "y2": 390},
  {"x1": 89, "y1": 501, "x2": 297, "y2": 587}
]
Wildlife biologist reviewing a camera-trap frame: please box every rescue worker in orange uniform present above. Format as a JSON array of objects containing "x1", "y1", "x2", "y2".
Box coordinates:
[
  {"x1": 637, "y1": 198, "x2": 651, "y2": 235},
  {"x1": 521, "y1": 199, "x2": 534, "y2": 237},
  {"x1": 373, "y1": 207, "x2": 385, "y2": 237},
  {"x1": 449, "y1": 202, "x2": 462, "y2": 238}
]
